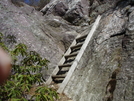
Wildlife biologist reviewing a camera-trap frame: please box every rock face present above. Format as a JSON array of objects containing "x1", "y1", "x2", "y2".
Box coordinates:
[
  {"x1": 41, "y1": 0, "x2": 90, "y2": 25},
  {"x1": 0, "y1": 0, "x2": 79, "y2": 79},
  {"x1": 41, "y1": 0, "x2": 133, "y2": 25},
  {"x1": 0, "y1": 0, "x2": 134, "y2": 101},
  {"x1": 63, "y1": 1, "x2": 134, "y2": 101}
]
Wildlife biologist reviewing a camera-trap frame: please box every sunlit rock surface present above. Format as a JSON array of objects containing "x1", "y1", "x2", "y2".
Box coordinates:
[
  {"x1": 0, "y1": 0, "x2": 80, "y2": 79},
  {"x1": 0, "y1": 0, "x2": 134, "y2": 101},
  {"x1": 41, "y1": 0, "x2": 90, "y2": 25},
  {"x1": 63, "y1": 1, "x2": 134, "y2": 101}
]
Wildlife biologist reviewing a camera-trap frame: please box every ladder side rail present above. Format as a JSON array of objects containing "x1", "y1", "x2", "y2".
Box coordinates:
[
  {"x1": 57, "y1": 15, "x2": 101, "y2": 93},
  {"x1": 46, "y1": 35, "x2": 80, "y2": 85}
]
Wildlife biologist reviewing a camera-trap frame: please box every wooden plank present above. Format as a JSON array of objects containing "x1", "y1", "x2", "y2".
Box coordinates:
[
  {"x1": 52, "y1": 75, "x2": 66, "y2": 78},
  {"x1": 76, "y1": 34, "x2": 87, "y2": 42},
  {"x1": 64, "y1": 52, "x2": 78, "y2": 59},
  {"x1": 53, "y1": 78, "x2": 64, "y2": 81},
  {"x1": 45, "y1": 65, "x2": 60, "y2": 85},
  {"x1": 70, "y1": 43, "x2": 83, "y2": 50},
  {"x1": 59, "y1": 63, "x2": 72, "y2": 68},
  {"x1": 57, "y1": 15, "x2": 101, "y2": 94}
]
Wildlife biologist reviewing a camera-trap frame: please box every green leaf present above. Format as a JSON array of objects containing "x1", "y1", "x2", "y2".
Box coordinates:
[
  {"x1": 10, "y1": 98, "x2": 21, "y2": 101},
  {"x1": 0, "y1": 33, "x2": 55, "y2": 100}
]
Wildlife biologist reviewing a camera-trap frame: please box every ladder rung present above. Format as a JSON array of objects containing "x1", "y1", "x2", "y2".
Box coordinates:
[
  {"x1": 53, "y1": 78, "x2": 64, "y2": 81},
  {"x1": 64, "y1": 58, "x2": 75, "y2": 64},
  {"x1": 76, "y1": 34, "x2": 87, "y2": 42},
  {"x1": 64, "y1": 52, "x2": 78, "y2": 59},
  {"x1": 60, "y1": 69, "x2": 69, "y2": 72},
  {"x1": 71, "y1": 43, "x2": 83, "y2": 49},
  {"x1": 58, "y1": 63, "x2": 72, "y2": 68},
  {"x1": 52, "y1": 75, "x2": 66, "y2": 78}
]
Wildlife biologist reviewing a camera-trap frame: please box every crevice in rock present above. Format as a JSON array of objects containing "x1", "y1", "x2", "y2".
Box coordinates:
[
  {"x1": 110, "y1": 30, "x2": 126, "y2": 38},
  {"x1": 104, "y1": 68, "x2": 121, "y2": 101},
  {"x1": 115, "y1": 0, "x2": 130, "y2": 9},
  {"x1": 95, "y1": 30, "x2": 126, "y2": 46}
]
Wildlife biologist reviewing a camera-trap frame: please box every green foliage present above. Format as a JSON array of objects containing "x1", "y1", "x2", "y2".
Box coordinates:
[
  {"x1": 0, "y1": 33, "x2": 58, "y2": 101},
  {"x1": 0, "y1": 33, "x2": 9, "y2": 51},
  {"x1": 31, "y1": 86, "x2": 59, "y2": 101},
  {"x1": 6, "y1": 34, "x2": 17, "y2": 44}
]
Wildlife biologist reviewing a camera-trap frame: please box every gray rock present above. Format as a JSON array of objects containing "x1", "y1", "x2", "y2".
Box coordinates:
[
  {"x1": 1, "y1": 0, "x2": 134, "y2": 101},
  {"x1": 41, "y1": 1, "x2": 68, "y2": 16},
  {"x1": 0, "y1": 0, "x2": 79, "y2": 79},
  {"x1": 128, "y1": 6, "x2": 134, "y2": 12},
  {"x1": 54, "y1": 2, "x2": 68, "y2": 16},
  {"x1": 62, "y1": 31, "x2": 77, "y2": 50},
  {"x1": 63, "y1": 4, "x2": 134, "y2": 101},
  {"x1": 128, "y1": 11, "x2": 134, "y2": 31},
  {"x1": 41, "y1": 0, "x2": 90, "y2": 25}
]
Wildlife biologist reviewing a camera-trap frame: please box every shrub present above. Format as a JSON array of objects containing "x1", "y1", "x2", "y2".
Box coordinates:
[{"x1": 0, "y1": 33, "x2": 58, "y2": 101}]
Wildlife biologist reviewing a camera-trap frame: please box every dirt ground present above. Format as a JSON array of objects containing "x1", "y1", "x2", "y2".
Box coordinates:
[
  {"x1": 57, "y1": 93, "x2": 72, "y2": 101},
  {"x1": 49, "y1": 82, "x2": 73, "y2": 101}
]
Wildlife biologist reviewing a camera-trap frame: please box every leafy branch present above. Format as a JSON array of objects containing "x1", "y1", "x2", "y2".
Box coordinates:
[{"x1": 0, "y1": 33, "x2": 58, "y2": 101}]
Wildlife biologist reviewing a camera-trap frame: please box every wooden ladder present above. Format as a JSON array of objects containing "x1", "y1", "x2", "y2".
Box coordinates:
[{"x1": 46, "y1": 15, "x2": 101, "y2": 94}]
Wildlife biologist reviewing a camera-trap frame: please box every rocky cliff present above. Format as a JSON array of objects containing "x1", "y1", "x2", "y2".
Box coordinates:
[
  {"x1": 64, "y1": 9, "x2": 134, "y2": 101},
  {"x1": 62, "y1": 0, "x2": 134, "y2": 101},
  {"x1": 0, "y1": 0, "x2": 134, "y2": 101},
  {"x1": 0, "y1": 0, "x2": 82, "y2": 79}
]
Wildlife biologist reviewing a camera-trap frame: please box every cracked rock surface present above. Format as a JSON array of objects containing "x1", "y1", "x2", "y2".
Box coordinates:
[
  {"x1": 63, "y1": 1, "x2": 134, "y2": 101},
  {"x1": 0, "y1": 0, "x2": 80, "y2": 79},
  {"x1": 0, "y1": 0, "x2": 134, "y2": 101}
]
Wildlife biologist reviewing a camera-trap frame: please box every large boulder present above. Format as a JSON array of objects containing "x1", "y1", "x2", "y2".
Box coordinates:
[
  {"x1": 41, "y1": 0, "x2": 131, "y2": 25},
  {"x1": 63, "y1": 0, "x2": 90, "y2": 25},
  {"x1": 41, "y1": 0, "x2": 90, "y2": 25},
  {"x1": 41, "y1": 1, "x2": 68, "y2": 16}
]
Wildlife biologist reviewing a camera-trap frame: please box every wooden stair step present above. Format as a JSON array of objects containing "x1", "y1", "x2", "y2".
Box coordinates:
[
  {"x1": 64, "y1": 58, "x2": 75, "y2": 64},
  {"x1": 64, "y1": 52, "x2": 78, "y2": 59},
  {"x1": 52, "y1": 75, "x2": 66, "y2": 83},
  {"x1": 52, "y1": 75, "x2": 66, "y2": 78},
  {"x1": 76, "y1": 34, "x2": 87, "y2": 42},
  {"x1": 60, "y1": 66, "x2": 70, "y2": 71},
  {"x1": 57, "y1": 69, "x2": 69, "y2": 75},
  {"x1": 60, "y1": 69, "x2": 69, "y2": 72},
  {"x1": 58, "y1": 63, "x2": 72, "y2": 68},
  {"x1": 70, "y1": 43, "x2": 83, "y2": 50},
  {"x1": 53, "y1": 78, "x2": 64, "y2": 83},
  {"x1": 71, "y1": 48, "x2": 80, "y2": 53}
]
